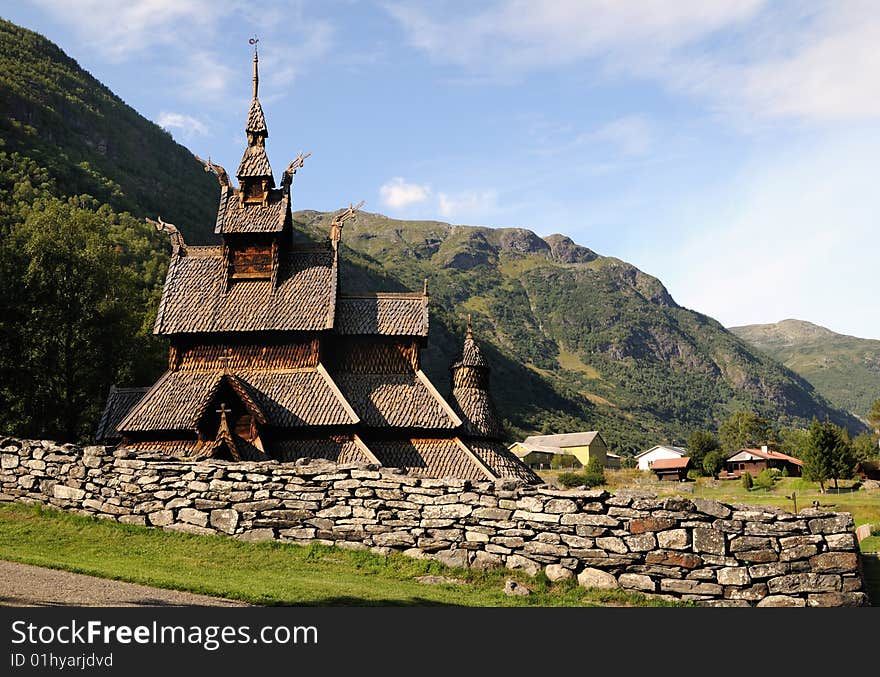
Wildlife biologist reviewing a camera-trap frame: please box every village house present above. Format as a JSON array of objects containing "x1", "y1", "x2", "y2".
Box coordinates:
[
  {"x1": 96, "y1": 48, "x2": 538, "y2": 485},
  {"x1": 650, "y1": 456, "x2": 691, "y2": 481},
  {"x1": 722, "y1": 446, "x2": 803, "y2": 478},
  {"x1": 634, "y1": 444, "x2": 687, "y2": 471},
  {"x1": 510, "y1": 432, "x2": 620, "y2": 470}
]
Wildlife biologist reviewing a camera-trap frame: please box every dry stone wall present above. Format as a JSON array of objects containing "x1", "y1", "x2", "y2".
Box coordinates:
[{"x1": 0, "y1": 438, "x2": 869, "y2": 607}]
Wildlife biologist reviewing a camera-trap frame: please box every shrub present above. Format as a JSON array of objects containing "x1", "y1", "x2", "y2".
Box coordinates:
[
  {"x1": 753, "y1": 468, "x2": 775, "y2": 490},
  {"x1": 702, "y1": 451, "x2": 725, "y2": 477},
  {"x1": 687, "y1": 469, "x2": 702, "y2": 481},
  {"x1": 780, "y1": 465, "x2": 790, "y2": 478},
  {"x1": 557, "y1": 457, "x2": 605, "y2": 489},
  {"x1": 741, "y1": 472, "x2": 753, "y2": 490}
]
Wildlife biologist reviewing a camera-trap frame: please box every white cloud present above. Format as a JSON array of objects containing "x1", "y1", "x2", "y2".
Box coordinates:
[
  {"x1": 157, "y1": 111, "x2": 208, "y2": 137},
  {"x1": 379, "y1": 177, "x2": 431, "y2": 209},
  {"x1": 437, "y1": 190, "x2": 498, "y2": 221},
  {"x1": 29, "y1": 0, "x2": 219, "y2": 61},
  {"x1": 387, "y1": 1, "x2": 880, "y2": 124},
  {"x1": 578, "y1": 115, "x2": 654, "y2": 156}
]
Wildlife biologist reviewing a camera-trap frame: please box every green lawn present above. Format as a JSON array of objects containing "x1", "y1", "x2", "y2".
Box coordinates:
[{"x1": 0, "y1": 503, "x2": 680, "y2": 607}]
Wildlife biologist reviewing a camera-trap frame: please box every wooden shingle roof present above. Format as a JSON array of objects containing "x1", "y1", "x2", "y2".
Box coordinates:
[
  {"x1": 335, "y1": 294, "x2": 429, "y2": 336},
  {"x1": 366, "y1": 437, "x2": 488, "y2": 481},
  {"x1": 95, "y1": 386, "x2": 149, "y2": 443},
  {"x1": 214, "y1": 187, "x2": 288, "y2": 234},
  {"x1": 275, "y1": 435, "x2": 378, "y2": 464},
  {"x1": 236, "y1": 143, "x2": 273, "y2": 178},
  {"x1": 333, "y1": 371, "x2": 462, "y2": 429},
  {"x1": 246, "y1": 97, "x2": 267, "y2": 135},
  {"x1": 116, "y1": 369, "x2": 358, "y2": 433},
  {"x1": 464, "y1": 439, "x2": 542, "y2": 483},
  {"x1": 153, "y1": 248, "x2": 336, "y2": 335}
]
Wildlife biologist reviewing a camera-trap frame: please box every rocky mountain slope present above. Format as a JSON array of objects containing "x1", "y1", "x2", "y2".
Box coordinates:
[{"x1": 731, "y1": 319, "x2": 880, "y2": 422}]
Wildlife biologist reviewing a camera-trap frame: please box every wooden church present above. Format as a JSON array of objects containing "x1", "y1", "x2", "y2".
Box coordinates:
[{"x1": 99, "y1": 48, "x2": 539, "y2": 484}]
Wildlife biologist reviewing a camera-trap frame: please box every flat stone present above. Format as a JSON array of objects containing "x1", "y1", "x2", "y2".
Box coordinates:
[
  {"x1": 178, "y1": 508, "x2": 208, "y2": 527},
  {"x1": 692, "y1": 527, "x2": 725, "y2": 555},
  {"x1": 825, "y1": 533, "x2": 856, "y2": 550},
  {"x1": 779, "y1": 545, "x2": 817, "y2": 561},
  {"x1": 560, "y1": 513, "x2": 618, "y2": 526},
  {"x1": 545, "y1": 564, "x2": 575, "y2": 583},
  {"x1": 723, "y1": 583, "x2": 767, "y2": 601},
  {"x1": 729, "y1": 536, "x2": 772, "y2": 552},
  {"x1": 471, "y1": 551, "x2": 503, "y2": 571},
  {"x1": 625, "y1": 533, "x2": 656, "y2": 552},
  {"x1": 767, "y1": 573, "x2": 841, "y2": 594},
  {"x1": 544, "y1": 499, "x2": 577, "y2": 514},
  {"x1": 164, "y1": 523, "x2": 215, "y2": 536},
  {"x1": 656, "y1": 529, "x2": 689, "y2": 550},
  {"x1": 373, "y1": 531, "x2": 416, "y2": 547},
  {"x1": 513, "y1": 510, "x2": 560, "y2": 524},
  {"x1": 807, "y1": 592, "x2": 869, "y2": 607},
  {"x1": 809, "y1": 552, "x2": 858, "y2": 574},
  {"x1": 692, "y1": 498, "x2": 731, "y2": 519},
  {"x1": 210, "y1": 509, "x2": 239, "y2": 534},
  {"x1": 645, "y1": 551, "x2": 703, "y2": 569},
  {"x1": 757, "y1": 595, "x2": 806, "y2": 607},
  {"x1": 660, "y1": 579, "x2": 722, "y2": 596},
  {"x1": 717, "y1": 567, "x2": 750, "y2": 586},
  {"x1": 577, "y1": 568, "x2": 619, "y2": 590},
  {"x1": 629, "y1": 517, "x2": 676, "y2": 534},
  {"x1": 236, "y1": 528, "x2": 276, "y2": 542},
  {"x1": 738, "y1": 548, "x2": 778, "y2": 563},
  {"x1": 148, "y1": 510, "x2": 174, "y2": 527},
  {"x1": 596, "y1": 537, "x2": 628, "y2": 554},
  {"x1": 618, "y1": 573, "x2": 655, "y2": 592},
  {"x1": 808, "y1": 515, "x2": 853, "y2": 534},
  {"x1": 473, "y1": 507, "x2": 512, "y2": 521},
  {"x1": 52, "y1": 485, "x2": 85, "y2": 501},
  {"x1": 434, "y1": 548, "x2": 470, "y2": 569}
]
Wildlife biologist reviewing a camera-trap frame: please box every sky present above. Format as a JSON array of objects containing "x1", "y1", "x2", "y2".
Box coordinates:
[{"x1": 4, "y1": 1, "x2": 879, "y2": 339}]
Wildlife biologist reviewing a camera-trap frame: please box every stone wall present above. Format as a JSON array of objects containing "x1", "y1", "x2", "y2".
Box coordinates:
[{"x1": 0, "y1": 438, "x2": 869, "y2": 607}]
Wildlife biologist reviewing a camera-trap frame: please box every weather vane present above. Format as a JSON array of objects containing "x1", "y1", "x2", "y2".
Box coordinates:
[{"x1": 249, "y1": 36, "x2": 259, "y2": 47}]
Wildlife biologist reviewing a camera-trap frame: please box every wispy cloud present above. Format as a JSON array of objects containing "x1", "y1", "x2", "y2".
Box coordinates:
[
  {"x1": 386, "y1": 1, "x2": 880, "y2": 125},
  {"x1": 437, "y1": 189, "x2": 498, "y2": 221},
  {"x1": 379, "y1": 177, "x2": 431, "y2": 209},
  {"x1": 577, "y1": 115, "x2": 655, "y2": 157},
  {"x1": 157, "y1": 111, "x2": 208, "y2": 137}
]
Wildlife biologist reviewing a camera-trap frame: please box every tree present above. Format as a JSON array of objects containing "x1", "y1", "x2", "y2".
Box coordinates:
[
  {"x1": 868, "y1": 398, "x2": 880, "y2": 434},
  {"x1": 687, "y1": 430, "x2": 719, "y2": 473},
  {"x1": 0, "y1": 197, "x2": 166, "y2": 441},
  {"x1": 778, "y1": 426, "x2": 810, "y2": 459},
  {"x1": 741, "y1": 471, "x2": 753, "y2": 490},
  {"x1": 803, "y1": 419, "x2": 856, "y2": 493},
  {"x1": 852, "y1": 431, "x2": 879, "y2": 462},
  {"x1": 719, "y1": 410, "x2": 773, "y2": 453},
  {"x1": 702, "y1": 450, "x2": 725, "y2": 478}
]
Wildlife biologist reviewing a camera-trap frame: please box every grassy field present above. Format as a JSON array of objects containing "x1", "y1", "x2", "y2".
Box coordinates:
[{"x1": 0, "y1": 503, "x2": 680, "y2": 607}]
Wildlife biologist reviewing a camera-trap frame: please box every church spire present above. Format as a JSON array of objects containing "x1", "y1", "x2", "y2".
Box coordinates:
[
  {"x1": 237, "y1": 37, "x2": 273, "y2": 199},
  {"x1": 252, "y1": 40, "x2": 259, "y2": 99}
]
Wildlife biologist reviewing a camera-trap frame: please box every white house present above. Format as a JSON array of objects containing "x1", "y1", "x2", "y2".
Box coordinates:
[{"x1": 635, "y1": 445, "x2": 687, "y2": 471}]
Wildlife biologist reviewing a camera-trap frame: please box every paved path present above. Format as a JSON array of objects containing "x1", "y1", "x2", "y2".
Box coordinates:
[{"x1": 0, "y1": 561, "x2": 251, "y2": 607}]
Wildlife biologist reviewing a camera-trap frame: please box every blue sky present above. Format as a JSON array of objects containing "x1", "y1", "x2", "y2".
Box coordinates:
[{"x1": 5, "y1": 1, "x2": 880, "y2": 339}]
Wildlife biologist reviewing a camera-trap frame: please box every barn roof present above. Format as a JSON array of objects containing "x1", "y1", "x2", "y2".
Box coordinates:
[
  {"x1": 522, "y1": 431, "x2": 603, "y2": 449},
  {"x1": 153, "y1": 247, "x2": 336, "y2": 335},
  {"x1": 95, "y1": 386, "x2": 149, "y2": 443},
  {"x1": 727, "y1": 447, "x2": 803, "y2": 466}
]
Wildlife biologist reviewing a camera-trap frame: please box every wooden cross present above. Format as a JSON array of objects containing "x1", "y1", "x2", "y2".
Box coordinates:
[
  {"x1": 216, "y1": 403, "x2": 231, "y2": 417},
  {"x1": 217, "y1": 355, "x2": 234, "y2": 372}
]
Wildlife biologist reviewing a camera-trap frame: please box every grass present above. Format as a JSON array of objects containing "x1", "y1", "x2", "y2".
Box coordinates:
[{"x1": 0, "y1": 503, "x2": 682, "y2": 607}]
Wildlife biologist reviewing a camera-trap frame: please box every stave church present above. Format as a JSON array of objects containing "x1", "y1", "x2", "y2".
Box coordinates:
[{"x1": 96, "y1": 47, "x2": 539, "y2": 484}]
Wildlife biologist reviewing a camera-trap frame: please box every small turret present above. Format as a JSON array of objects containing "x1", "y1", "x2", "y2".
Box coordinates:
[{"x1": 450, "y1": 317, "x2": 503, "y2": 439}]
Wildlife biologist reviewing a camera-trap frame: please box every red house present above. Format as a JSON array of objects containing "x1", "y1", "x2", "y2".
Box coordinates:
[
  {"x1": 723, "y1": 446, "x2": 802, "y2": 478},
  {"x1": 650, "y1": 456, "x2": 691, "y2": 481}
]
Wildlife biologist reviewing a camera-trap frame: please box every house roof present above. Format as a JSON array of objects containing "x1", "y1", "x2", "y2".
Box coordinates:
[
  {"x1": 521, "y1": 431, "x2": 602, "y2": 449},
  {"x1": 635, "y1": 444, "x2": 687, "y2": 459},
  {"x1": 95, "y1": 386, "x2": 149, "y2": 443},
  {"x1": 153, "y1": 248, "x2": 336, "y2": 335},
  {"x1": 727, "y1": 447, "x2": 803, "y2": 466},
  {"x1": 334, "y1": 294, "x2": 429, "y2": 336},
  {"x1": 214, "y1": 187, "x2": 288, "y2": 234},
  {"x1": 651, "y1": 457, "x2": 692, "y2": 471}
]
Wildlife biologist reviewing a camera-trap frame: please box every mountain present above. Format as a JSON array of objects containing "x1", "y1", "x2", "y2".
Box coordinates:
[
  {"x1": 730, "y1": 319, "x2": 880, "y2": 421},
  {"x1": 0, "y1": 19, "x2": 860, "y2": 451},
  {"x1": 292, "y1": 211, "x2": 862, "y2": 451},
  {"x1": 0, "y1": 19, "x2": 218, "y2": 240}
]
